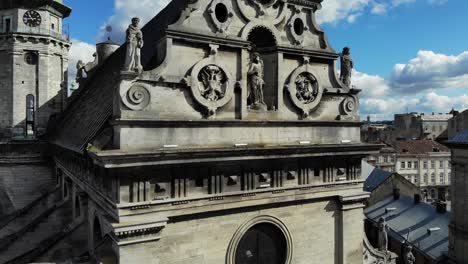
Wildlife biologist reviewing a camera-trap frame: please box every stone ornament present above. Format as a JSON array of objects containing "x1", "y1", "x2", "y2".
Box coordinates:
[
  {"x1": 208, "y1": 0, "x2": 234, "y2": 33},
  {"x1": 287, "y1": 9, "x2": 308, "y2": 45},
  {"x1": 236, "y1": 0, "x2": 286, "y2": 24},
  {"x1": 121, "y1": 84, "x2": 151, "y2": 111},
  {"x1": 403, "y1": 245, "x2": 415, "y2": 264},
  {"x1": 341, "y1": 95, "x2": 359, "y2": 115},
  {"x1": 285, "y1": 62, "x2": 323, "y2": 118},
  {"x1": 198, "y1": 65, "x2": 227, "y2": 102},
  {"x1": 295, "y1": 72, "x2": 318, "y2": 103},
  {"x1": 123, "y1": 17, "x2": 144, "y2": 73},
  {"x1": 190, "y1": 58, "x2": 234, "y2": 116},
  {"x1": 340, "y1": 47, "x2": 353, "y2": 87}
]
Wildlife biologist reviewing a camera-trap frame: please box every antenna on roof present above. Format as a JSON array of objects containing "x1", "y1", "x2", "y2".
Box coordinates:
[{"x1": 105, "y1": 25, "x2": 113, "y2": 41}]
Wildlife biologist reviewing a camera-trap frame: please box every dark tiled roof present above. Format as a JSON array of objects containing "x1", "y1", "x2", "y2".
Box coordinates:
[
  {"x1": 50, "y1": 0, "x2": 190, "y2": 153},
  {"x1": 363, "y1": 168, "x2": 393, "y2": 192},
  {"x1": 365, "y1": 195, "x2": 449, "y2": 261},
  {"x1": 447, "y1": 129, "x2": 468, "y2": 144},
  {"x1": 390, "y1": 140, "x2": 449, "y2": 154}
]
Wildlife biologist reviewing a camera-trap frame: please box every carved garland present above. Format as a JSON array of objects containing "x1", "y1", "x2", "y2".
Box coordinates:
[
  {"x1": 285, "y1": 64, "x2": 323, "y2": 118},
  {"x1": 189, "y1": 57, "x2": 234, "y2": 116}
]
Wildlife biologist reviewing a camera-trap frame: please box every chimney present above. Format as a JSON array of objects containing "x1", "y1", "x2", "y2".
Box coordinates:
[
  {"x1": 414, "y1": 194, "x2": 421, "y2": 204},
  {"x1": 436, "y1": 201, "x2": 447, "y2": 214},
  {"x1": 393, "y1": 188, "x2": 400, "y2": 200}
]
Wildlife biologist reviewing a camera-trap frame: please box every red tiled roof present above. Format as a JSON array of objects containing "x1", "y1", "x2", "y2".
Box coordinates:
[{"x1": 390, "y1": 140, "x2": 449, "y2": 154}]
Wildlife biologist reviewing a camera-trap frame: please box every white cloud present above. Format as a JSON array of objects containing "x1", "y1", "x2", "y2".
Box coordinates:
[
  {"x1": 371, "y1": 2, "x2": 388, "y2": 14},
  {"x1": 353, "y1": 70, "x2": 390, "y2": 98},
  {"x1": 317, "y1": 0, "x2": 370, "y2": 24},
  {"x1": 68, "y1": 38, "x2": 96, "y2": 83},
  {"x1": 97, "y1": 0, "x2": 170, "y2": 43},
  {"x1": 390, "y1": 50, "x2": 468, "y2": 93},
  {"x1": 428, "y1": 0, "x2": 448, "y2": 5},
  {"x1": 391, "y1": 0, "x2": 415, "y2": 7}
]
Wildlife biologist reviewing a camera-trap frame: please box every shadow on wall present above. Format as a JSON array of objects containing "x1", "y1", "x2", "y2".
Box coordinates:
[
  {"x1": 0, "y1": 187, "x2": 14, "y2": 217},
  {"x1": 1, "y1": 88, "x2": 67, "y2": 140}
]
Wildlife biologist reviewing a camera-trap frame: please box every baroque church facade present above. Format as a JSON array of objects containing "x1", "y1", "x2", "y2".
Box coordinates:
[{"x1": 0, "y1": 0, "x2": 385, "y2": 263}]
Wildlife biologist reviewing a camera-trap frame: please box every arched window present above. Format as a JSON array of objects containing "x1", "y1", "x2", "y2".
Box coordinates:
[
  {"x1": 25, "y1": 94, "x2": 35, "y2": 136},
  {"x1": 235, "y1": 223, "x2": 287, "y2": 264}
]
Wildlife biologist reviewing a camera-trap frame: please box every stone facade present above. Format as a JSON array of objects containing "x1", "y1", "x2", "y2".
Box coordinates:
[
  {"x1": 0, "y1": 0, "x2": 70, "y2": 138},
  {"x1": 0, "y1": 0, "x2": 384, "y2": 263}
]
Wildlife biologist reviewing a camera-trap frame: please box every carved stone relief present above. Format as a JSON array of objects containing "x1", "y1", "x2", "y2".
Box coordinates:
[
  {"x1": 236, "y1": 0, "x2": 286, "y2": 24},
  {"x1": 285, "y1": 61, "x2": 323, "y2": 118},
  {"x1": 341, "y1": 95, "x2": 359, "y2": 116},
  {"x1": 189, "y1": 56, "x2": 234, "y2": 116},
  {"x1": 287, "y1": 9, "x2": 308, "y2": 45},
  {"x1": 198, "y1": 65, "x2": 227, "y2": 102},
  {"x1": 208, "y1": 0, "x2": 234, "y2": 33},
  {"x1": 121, "y1": 84, "x2": 151, "y2": 111}
]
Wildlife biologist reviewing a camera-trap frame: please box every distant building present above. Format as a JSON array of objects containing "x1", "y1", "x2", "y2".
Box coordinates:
[
  {"x1": 365, "y1": 140, "x2": 452, "y2": 202},
  {"x1": 394, "y1": 112, "x2": 453, "y2": 141},
  {"x1": 365, "y1": 142, "x2": 397, "y2": 172},
  {"x1": 392, "y1": 140, "x2": 451, "y2": 202},
  {"x1": 365, "y1": 195, "x2": 450, "y2": 264},
  {"x1": 448, "y1": 109, "x2": 466, "y2": 140}
]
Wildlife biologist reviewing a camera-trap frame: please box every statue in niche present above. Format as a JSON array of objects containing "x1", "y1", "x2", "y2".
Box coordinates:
[
  {"x1": 198, "y1": 65, "x2": 226, "y2": 101},
  {"x1": 339, "y1": 47, "x2": 353, "y2": 87},
  {"x1": 404, "y1": 245, "x2": 415, "y2": 264},
  {"x1": 247, "y1": 52, "x2": 267, "y2": 111},
  {"x1": 123, "y1": 17, "x2": 144, "y2": 73},
  {"x1": 378, "y1": 217, "x2": 389, "y2": 252},
  {"x1": 295, "y1": 73, "x2": 318, "y2": 103}
]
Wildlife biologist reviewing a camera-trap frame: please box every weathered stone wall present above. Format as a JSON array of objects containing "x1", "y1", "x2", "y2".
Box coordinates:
[
  {"x1": 118, "y1": 199, "x2": 363, "y2": 264},
  {"x1": 0, "y1": 163, "x2": 54, "y2": 215}
]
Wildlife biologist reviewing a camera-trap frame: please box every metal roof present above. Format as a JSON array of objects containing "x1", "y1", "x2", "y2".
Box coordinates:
[
  {"x1": 363, "y1": 166, "x2": 393, "y2": 192},
  {"x1": 365, "y1": 195, "x2": 449, "y2": 261}
]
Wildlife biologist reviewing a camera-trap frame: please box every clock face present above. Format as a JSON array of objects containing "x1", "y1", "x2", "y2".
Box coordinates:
[{"x1": 23, "y1": 10, "x2": 42, "y2": 27}]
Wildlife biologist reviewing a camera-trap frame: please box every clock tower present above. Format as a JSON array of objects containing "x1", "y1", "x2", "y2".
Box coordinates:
[{"x1": 0, "y1": 0, "x2": 71, "y2": 139}]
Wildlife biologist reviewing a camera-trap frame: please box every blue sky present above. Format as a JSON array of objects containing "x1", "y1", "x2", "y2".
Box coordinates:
[{"x1": 64, "y1": 0, "x2": 468, "y2": 120}]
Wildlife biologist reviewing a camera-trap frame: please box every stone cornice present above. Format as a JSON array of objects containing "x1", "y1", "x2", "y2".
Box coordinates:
[
  {"x1": 166, "y1": 29, "x2": 338, "y2": 60},
  {"x1": 89, "y1": 143, "x2": 383, "y2": 168},
  {"x1": 0, "y1": 33, "x2": 71, "y2": 47},
  {"x1": 117, "y1": 181, "x2": 364, "y2": 218}
]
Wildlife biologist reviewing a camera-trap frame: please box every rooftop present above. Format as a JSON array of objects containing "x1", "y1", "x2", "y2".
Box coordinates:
[
  {"x1": 365, "y1": 195, "x2": 449, "y2": 261},
  {"x1": 390, "y1": 140, "x2": 449, "y2": 154}
]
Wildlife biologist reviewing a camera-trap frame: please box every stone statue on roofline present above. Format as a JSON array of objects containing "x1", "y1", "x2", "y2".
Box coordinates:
[
  {"x1": 123, "y1": 17, "x2": 144, "y2": 73},
  {"x1": 378, "y1": 217, "x2": 389, "y2": 252},
  {"x1": 404, "y1": 244, "x2": 415, "y2": 264},
  {"x1": 339, "y1": 47, "x2": 353, "y2": 87},
  {"x1": 247, "y1": 52, "x2": 267, "y2": 111}
]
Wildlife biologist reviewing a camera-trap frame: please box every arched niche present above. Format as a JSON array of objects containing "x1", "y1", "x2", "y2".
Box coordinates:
[{"x1": 245, "y1": 25, "x2": 279, "y2": 112}]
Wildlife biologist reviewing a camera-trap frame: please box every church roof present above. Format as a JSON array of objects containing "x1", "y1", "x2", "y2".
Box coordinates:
[{"x1": 50, "y1": 0, "x2": 189, "y2": 153}]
